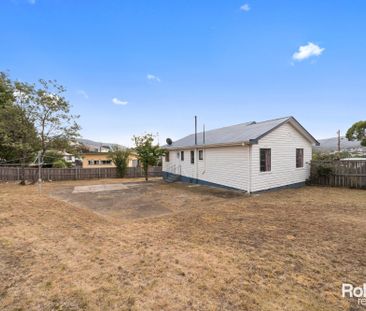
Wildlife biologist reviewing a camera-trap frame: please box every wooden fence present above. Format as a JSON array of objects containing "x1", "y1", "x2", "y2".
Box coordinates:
[
  {"x1": 0, "y1": 166, "x2": 162, "y2": 182},
  {"x1": 310, "y1": 160, "x2": 366, "y2": 189}
]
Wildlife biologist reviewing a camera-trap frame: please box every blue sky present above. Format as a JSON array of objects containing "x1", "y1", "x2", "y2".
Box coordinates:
[{"x1": 1, "y1": 0, "x2": 365, "y2": 146}]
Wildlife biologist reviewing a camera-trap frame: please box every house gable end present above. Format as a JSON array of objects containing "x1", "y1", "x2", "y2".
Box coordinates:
[{"x1": 253, "y1": 117, "x2": 319, "y2": 146}]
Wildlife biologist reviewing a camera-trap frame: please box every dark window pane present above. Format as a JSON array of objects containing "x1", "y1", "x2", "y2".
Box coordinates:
[
  {"x1": 260, "y1": 148, "x2": 271, "y2": 172},
  {"x1": 296, "y1": 148, "x2": 304, "y2": 168},
  {"x1": 190, "y1": 151, "x2": 195, "y2": 164},
  {"x1": 199, "y1": 150, "x2": 203, "y2": 160}
]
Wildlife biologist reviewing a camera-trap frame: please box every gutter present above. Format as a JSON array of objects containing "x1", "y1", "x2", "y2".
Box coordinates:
[{"x1": 165, "y1": 141, "x2": 252, "y2": 151}]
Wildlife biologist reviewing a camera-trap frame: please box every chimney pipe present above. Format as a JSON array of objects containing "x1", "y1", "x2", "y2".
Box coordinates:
[{"x1": 195, "y1": 116, "x2": 197, "y2": 145}]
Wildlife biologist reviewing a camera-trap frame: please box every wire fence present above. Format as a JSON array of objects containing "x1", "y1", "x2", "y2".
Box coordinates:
[{"x1": 0, "y1": 166, "x2": 162, "y2": 182}]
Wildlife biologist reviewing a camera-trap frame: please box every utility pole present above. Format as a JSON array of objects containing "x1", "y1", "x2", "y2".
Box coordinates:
[{"x1": 337, "y1": 130, "x2": 341, "y2": 153}]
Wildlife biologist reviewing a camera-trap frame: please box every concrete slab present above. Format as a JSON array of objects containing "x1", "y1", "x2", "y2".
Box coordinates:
[{"x1": 72, "y1": 183, "x2": 129, "y2": 193}]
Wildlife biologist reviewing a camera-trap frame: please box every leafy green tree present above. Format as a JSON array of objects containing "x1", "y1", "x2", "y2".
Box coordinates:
[
  {"x1": 108, "y1": 146, "x2": 131, "y2": 178},
  {"x1": 0, "y1": 73, "x2": 39, "y2": 180},
  {"x1": 0, "y1": 72, "x2": 80, "y2": 183},
  {"x1": 32, "y1": 79, "x2": 80, "y2": 158},
  {"x1": 0, "y1": 104, "x2": 39, "y2": 162},
  {"x1": 0, "y1": 72, "x2": 14, "y2": 109},
  {"x1": 346, "y1": 121, "x2": 366, "y2": 147},
  {"x1": 43, "y1": 151, "x2": 71, "y2": 168},
  {"x1": 132, "y1": 133, "x2": 164, "y2": 181}
]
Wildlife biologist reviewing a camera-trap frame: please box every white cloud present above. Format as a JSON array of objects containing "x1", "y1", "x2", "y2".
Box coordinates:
[
  {"x1": 112, "y1": 97, "x2": 128, "y2": 105},
  {"x1": 240, "y1": 3, "x2": 250, "y2": 12},
  {"x1": 77, "y1": 90, "x2": 88, "y2": 99},
  {"x1": 147, "y1": 74, "x2": 161, "y2": 82},
  {"x1": 292, "y1": 42, "x2": 325, "y2": 61}
]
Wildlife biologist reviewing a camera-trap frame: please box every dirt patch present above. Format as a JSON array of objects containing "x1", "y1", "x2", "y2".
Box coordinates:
[{"x1": 0, "y1": 178, "x2": 366, "y2": 310}]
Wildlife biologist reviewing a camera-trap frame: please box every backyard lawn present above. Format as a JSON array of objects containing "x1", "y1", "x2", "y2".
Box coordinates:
[{"x1": 0, "y1": 179, "x2": 365, "y2": 311}]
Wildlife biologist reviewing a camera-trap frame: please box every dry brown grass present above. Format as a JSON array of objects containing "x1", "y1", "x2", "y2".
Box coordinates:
[{"x1": 0, "y1": 179, "x2": 365, "y2": 311}]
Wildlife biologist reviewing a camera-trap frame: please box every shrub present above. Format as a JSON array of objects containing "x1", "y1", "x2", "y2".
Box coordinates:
[
  {"x1": 52, "y1": 159, "x2": 68, "y2": 168},
  {"x1": 317, "y1": 165, "x2": 333, "y2": 177},
  {"x1": 108, "y1": 146, "x2": 131, "y2": 178}
]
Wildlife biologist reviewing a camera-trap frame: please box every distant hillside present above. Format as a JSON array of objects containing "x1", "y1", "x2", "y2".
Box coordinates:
[
  {"x1": 77, "y1": 138, "x2": 125, "y2": 151},
  {"x1": 314, "y1": 136, "x2": 365, "y2": 152}
]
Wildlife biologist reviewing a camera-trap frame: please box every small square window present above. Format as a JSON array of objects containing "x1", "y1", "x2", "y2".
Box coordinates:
[{"x1": 199, "y1": 150, "x2": 203, "y2": 160}]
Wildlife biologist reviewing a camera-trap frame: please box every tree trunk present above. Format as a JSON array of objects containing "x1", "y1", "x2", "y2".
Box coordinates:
[
  {"x1": 144, "y1": 163, "x2": 149, "y2": 181},
  {"x1": 20, "y1": 150, "x2": 26, "y2": 185}
]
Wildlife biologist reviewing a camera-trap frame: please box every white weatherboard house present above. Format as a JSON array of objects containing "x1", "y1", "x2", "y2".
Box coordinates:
[{"x1": 162, "y1": 116, "x2": 319, "y2": 193}]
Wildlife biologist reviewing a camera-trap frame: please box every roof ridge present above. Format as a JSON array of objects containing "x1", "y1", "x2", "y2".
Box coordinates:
[
  {"x1": 250, "y1": 116, "x2": 292, "y2": 125},
  {"x1": 193, "y1": 117, "x2": 290, "y2": 135},
  {"x1": 200, "y1": 116, "x2": 292, "y2": 133},
  {"x1": 190, "y1": 121, "x2": 255, "y2": 136}
]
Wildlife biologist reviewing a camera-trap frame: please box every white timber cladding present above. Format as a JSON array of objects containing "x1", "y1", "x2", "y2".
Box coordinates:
[
  {"x1": 251, "y1": 122, "x2": 312, "y2": 192},
  {"x1": 162, "y1": 121, "x2": 313, "y2": 192},
  {"x1": 163, "y1": 146, "x2": 250, "y2": 191}
]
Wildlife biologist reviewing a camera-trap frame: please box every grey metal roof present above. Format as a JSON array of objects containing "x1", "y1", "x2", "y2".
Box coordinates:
[{"x1": 165, "y1": 116, "x2": 319, "y2": 149}]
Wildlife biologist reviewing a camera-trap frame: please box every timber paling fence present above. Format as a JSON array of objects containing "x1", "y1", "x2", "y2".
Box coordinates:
[
  {"x1": 310, "y1": 160, "x2": 366, "y2": 189},
  {"x1": 0, "y1": 166, "x2": 162, "y2": 182}
]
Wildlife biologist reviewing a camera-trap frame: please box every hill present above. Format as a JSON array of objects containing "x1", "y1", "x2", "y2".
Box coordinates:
[
  {"x1": 314, "y1": 136, "x2": 365, "y2": 152},
  {"x1": 77, "y1": 138, "x2": 125, "y2": 151}
]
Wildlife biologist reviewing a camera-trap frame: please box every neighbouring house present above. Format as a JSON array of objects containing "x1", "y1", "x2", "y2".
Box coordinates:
[
  {"x1": 39, "y1": 150, "x2": 80, "y2": 167},
  {"x1": 62, "y1": 151, "x2": 78, "y2": 165},
  {"x1": 162, "y1": 116, "x2": 319, "y2": 193},
  {"x1": 81, "y1": 152, "x2": 138, "y2": 168},
  {"x1": 99, "y1": 145, "x2": 112, "y2": 153}
]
